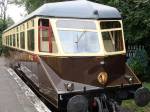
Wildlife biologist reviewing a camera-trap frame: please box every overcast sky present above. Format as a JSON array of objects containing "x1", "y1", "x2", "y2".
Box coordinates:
[{"x1": 7, "y1": 4, "x2": 26, "y2": 23}]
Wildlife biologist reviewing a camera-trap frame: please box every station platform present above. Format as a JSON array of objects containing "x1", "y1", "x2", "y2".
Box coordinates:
[{"x1": 0, "y1": 57, "x2": 51, "y2": 112}]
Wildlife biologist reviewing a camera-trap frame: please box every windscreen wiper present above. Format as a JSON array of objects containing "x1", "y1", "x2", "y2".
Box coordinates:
[{"x1": 74, "y1": 31, "x2": 86, "y2": 48}]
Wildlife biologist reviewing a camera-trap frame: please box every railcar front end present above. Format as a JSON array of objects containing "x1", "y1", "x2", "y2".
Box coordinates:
[{"x1": 2, "y1": 1, "x2": 150, "y2": 112}]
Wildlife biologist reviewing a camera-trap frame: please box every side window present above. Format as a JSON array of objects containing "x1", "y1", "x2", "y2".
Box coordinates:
[
  {"x1": 51, "y1": 30, "x2": 58, "y2": 53},
  {"x1": 27, "y1": 29, "x2": 34, "y2": 51},
  {"x1": 38, "y1": 19, "x2": 50, "y2": 52},
  {"x1": 6, "y1": 36, "x2": 7, "y2": 45},
  {"x1": 17, "y1": 33, "x2": 19, "y2": 48},
  {"x1": 42, "y1": 29, "x2": 49, "y2": 41},
  {"x1": 38, "y1": 19, "x2": 58, "y2": 53},
  {"x1": 7, "y1": 36, "x2": 8, "y2": 45},
  {"x1": 17, "y1": 27, "x2": 18, "y2": 32},
  {"x1": 27, "y1": 22, "x2": 29, "y2": 29},
  {"x1": 13, "y1": 34, "x2": 16, "y2": 47},
  {"x1": 32, "y1": 20, "x2": 34, "y2": 27},
  {"x1": 8, "y1": 35, "x2": 10, "y2": 46},
  {"x1": 20, "y1": 32, "x2": 25, "y2": 49},
  {"x1": 10, "y1": 35, "x2": 12, "y2": 46}
]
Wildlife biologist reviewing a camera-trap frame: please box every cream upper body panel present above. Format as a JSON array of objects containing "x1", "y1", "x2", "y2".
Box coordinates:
[
  {"x1": 53, "y1": 18, "x2": 126, "y2": 56},
  {"x1": 2, "y1": 17, "x2": 126, "y2": 57}
]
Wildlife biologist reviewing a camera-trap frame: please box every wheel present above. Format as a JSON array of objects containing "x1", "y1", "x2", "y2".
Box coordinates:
[{"x1": 67, "y1": 95, "x2": 88, "y2": 112}]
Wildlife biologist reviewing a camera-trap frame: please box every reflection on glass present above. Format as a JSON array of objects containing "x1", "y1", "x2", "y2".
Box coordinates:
[
  {"x1": 102, "y1": 30, "x2": 123, "y2": 52},
  {"x1": 57, "y1": 20, "x2": 96, "y2": 29},
  {"x1": 58, "y1": 31, "x2": 100, "y2": 53},
  {"x1": 42, "y1": 29, "x2": 49, "y2": 41}
]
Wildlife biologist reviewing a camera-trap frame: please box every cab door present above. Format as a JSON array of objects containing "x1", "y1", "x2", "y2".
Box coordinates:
[{"x1": 38, "y1": 19, "x2": 52, "y2": 52}]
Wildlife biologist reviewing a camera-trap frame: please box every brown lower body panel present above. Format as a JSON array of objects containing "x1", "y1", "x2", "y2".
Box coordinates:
[{"x1": 6, "y1": 48, "x2": 142, "y2": 110}]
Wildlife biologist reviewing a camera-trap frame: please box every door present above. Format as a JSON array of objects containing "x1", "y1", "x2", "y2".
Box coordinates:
[{"x1": 38, "y1": 19, "x2": 52, "y2": 52}]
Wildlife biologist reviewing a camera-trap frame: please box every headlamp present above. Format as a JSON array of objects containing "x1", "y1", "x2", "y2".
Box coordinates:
[{"x1": 97, "y1": 72, "x2": 108, "y2": 85}]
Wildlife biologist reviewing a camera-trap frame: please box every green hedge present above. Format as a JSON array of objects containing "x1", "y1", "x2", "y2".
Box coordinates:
[{"x1": 127, "y1": 48, "x2": 149, "y2": 80}]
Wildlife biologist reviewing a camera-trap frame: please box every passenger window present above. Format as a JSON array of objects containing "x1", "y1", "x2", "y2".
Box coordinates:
[
  {"x1": 8, "y1": 35, "x2": 10, "y2": 46},
  {"x1": 6, "y1": 36, "x2": 7, "y2": 45},
  {"x1": 38, "y1": 19, "x2": 58, "y2": 53},
  {"x1": 6, "y1": 36, "x2": 8, "y2": 45},
  {"x1": 10, "y1": 35, "x2": 12, "y2": 46},
  {"x1": 32, "y1": 20, "x2": 34, "y2": 27},
  {"x1": 27, "y1": 22, "x2": 29, "y2": 29},
  {"x1": 16, "y1": 27, "x2": 18, "y2": 32},
  {"x1": 13, "y1": 34, "x2": 16, "y2": 47},
  {"x1": 27, "y1": 29, "x2": 34, "y2": 51},
  {"x1": 20, "y1": 32, "x2": 25, "y2": 49},
  {"x1": 17, "y1": 33, "x2": 19, "y2": 48},
  {"x1": 23, "y1": 24, "x2": 25, "y2": 30}
]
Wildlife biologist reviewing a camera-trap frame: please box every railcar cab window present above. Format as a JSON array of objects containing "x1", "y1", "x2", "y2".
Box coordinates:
[
  {"x1": 56, "y1": 20, "x2": 100, "y2": 53},
  {"x1": 100, "y1": 21, "x2": 124, "y2": 52},
  {"x1": 38, "y1": 19, "x2": 58, "y2": 53}
]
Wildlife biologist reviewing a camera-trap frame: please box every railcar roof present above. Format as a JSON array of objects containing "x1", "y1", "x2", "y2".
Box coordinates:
[{"x1": 4, "y1": 0, "x2": 121, "y2": 32}]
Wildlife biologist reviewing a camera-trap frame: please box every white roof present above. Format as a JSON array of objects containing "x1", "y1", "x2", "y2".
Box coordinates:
[{"x1": 4, "y1": 0, "x2": 121, "y2": 32}]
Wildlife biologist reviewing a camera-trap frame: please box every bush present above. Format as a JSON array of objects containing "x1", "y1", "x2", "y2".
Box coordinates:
[
  {"x1": 0, "y1": 37, "x2": 9, "y2": 57},
  {"x1": 127, "y1": 48, "x2": 149, "y2": 80}
]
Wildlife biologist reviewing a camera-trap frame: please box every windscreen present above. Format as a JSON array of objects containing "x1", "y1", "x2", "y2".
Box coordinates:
[
  {"x1": 57, "y1": 20, "x2": 100, "y2": 53},
  {"x1": 100, "y1": 21, "x2": 124, "y2": 52}
]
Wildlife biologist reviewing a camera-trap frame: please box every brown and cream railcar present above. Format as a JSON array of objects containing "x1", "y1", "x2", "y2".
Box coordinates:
[{"x1": 2, "y1": 1, "x2": 150, "y2": 112}]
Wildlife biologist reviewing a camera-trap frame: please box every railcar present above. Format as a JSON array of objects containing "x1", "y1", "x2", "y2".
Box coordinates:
[{"x1": 2, "y1": 0, "x2": 150, "y2": 112}]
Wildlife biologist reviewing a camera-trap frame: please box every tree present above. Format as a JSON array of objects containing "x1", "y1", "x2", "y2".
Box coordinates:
[
  {"x1": 0, "y1": 0, "x2": 14, "y2": 51},
  {"x1": 101, "y1": 0, "x2": 150, "y2": 42},
  {"x1": 12, "y1": 0, "x2": 62, "y2": 13},
  {"x1": 12, "y1": 0, "x2": 150, "y2": 44},
  {"x1": 0, "y1": 0, "x2": 7, "y2": 21},
  {"x1": 0, "y1": 0, "x2": 8, "y2": 29},
  {"x1": 6, "y1": 16, "x2": 14, "y2": 27}
]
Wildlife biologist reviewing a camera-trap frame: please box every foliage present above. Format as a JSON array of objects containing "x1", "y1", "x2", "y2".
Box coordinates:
[
  {"x1": 100, "y1": 0, "x2": 150, "y2": 43},
  {"x1": 127, "y1": 48, "x2": 149, "y2": 79},
  {"x1": 0, "y1": 0, "x2": 8, "y2": 21},
  {"x1": 1, "y1": 0, "x2": 149, "y2": 77},
  {"x1": 13, "y1": 0, "x2": 150, "y2": 45},
  {"x1": 6, "y1": 16, "x2": 15, "y2": 27},
  {"x1": 12, "y1": 0, "x2": 62, "y2": 13},
  {"x1": 122, "y1": 82, "x2": 150, "y2": 112},
  {"x1": 0, "y1": 0, "x2": 13, "y2": 38},
  {"x1": 0, "y1": 19, "x2": 7, "y2": 36},
  {"x1": 0, "y1": 18, "x2": 14, "y2": 56},
  {"x1": 0, "y1": 19, "x2": 7, "y2": 48}
]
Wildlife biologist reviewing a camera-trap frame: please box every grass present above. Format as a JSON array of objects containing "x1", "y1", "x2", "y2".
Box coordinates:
[{"x1": 122, "y1": 82, "x2": 150, "y2": 112}]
